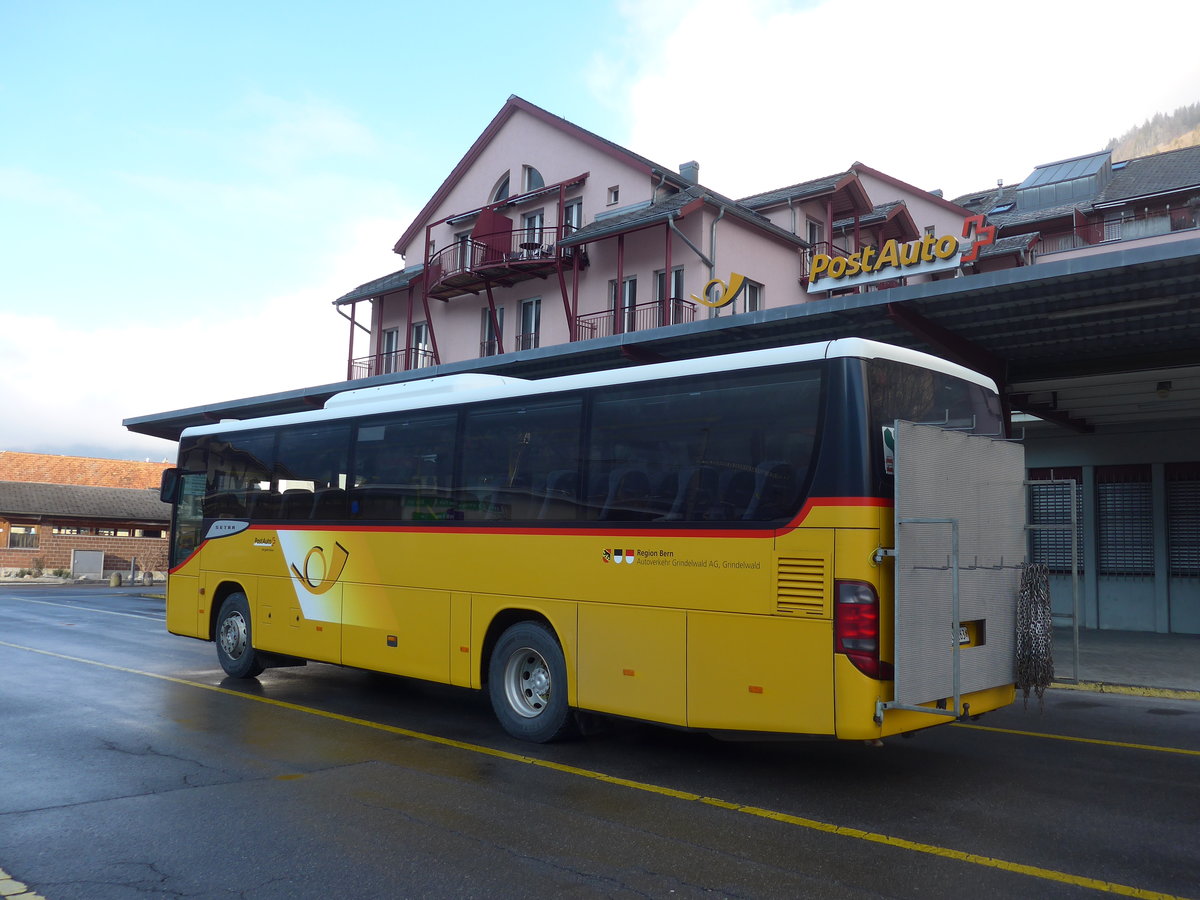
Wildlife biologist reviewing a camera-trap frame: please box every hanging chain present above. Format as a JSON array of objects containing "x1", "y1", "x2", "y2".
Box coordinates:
[{"x1": 1015, "y1": 562, "x2": 1054, "y2": 710}]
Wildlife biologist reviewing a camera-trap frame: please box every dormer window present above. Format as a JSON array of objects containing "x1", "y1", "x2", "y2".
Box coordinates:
[
  {"x1": 491, "y1": 172, "x2": 511, "y2": 203},
  {"x1": 523, "y1": 165, "x2": 545, "y2": 192}
]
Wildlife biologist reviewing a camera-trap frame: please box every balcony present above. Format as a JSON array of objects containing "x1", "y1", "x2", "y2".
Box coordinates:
[
  {"x1": 576, "y1": 298, "x2": 696, "y2": 340},
  {"x1": 1032, "y1": 205, "x2": 1199, "y2": 257},
  {"x1": 426, "y1": 227, "x2": 581, "y2": 301},
  {"x1": 348, "y1": 347, "x2": 435, "y2": 380},
  {"x1": 799, "y1": 241, "x2": 854, "y2": 283}
]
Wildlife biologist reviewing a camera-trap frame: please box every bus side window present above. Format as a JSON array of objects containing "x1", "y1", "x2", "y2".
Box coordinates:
[
  {"x1": 461, "y1": 396, "x2": 583, "y2": 522},
  {"x1": 353, "y1": 412, "x2": 456, "y2": 521}
]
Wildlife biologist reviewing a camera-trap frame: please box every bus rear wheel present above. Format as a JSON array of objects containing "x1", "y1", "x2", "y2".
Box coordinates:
[
  {"x1": 215, "y1": 592, "x2": 264, "y2": 679},
  {"x1": 488, "y1": 621, "x2": 575, "y2": 743}
]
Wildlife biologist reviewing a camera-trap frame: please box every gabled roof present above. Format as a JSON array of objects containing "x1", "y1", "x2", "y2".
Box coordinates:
[
  {"x1": 953, "y1": 183, "x2": 1015, "y2": 217},
  {"x1": 558, "y1": 184, "x2": 808, "y2": 249},
  {"x1": 333, "y1": 264, "x2": 424, "y2": 306},
  {"x1": 1095, "y1": 144, "x2": 1200, "y2": 206},
  {"x1": 978, "y1": 232, "x2": 1040, "y2": 261},
  {"x1": 738, "y1": 170, "x2": 874, "y2": 219},
  {"x1": 987, "y1": 200, "x2": 1082, "y2": 230},
  {"x1": 832, "y1": 201, "x2": 918, "y2": 241},
  {"x1": 954, "y1": 144, "x2": 1200, "y2": 222},
  {"x1": 393, "y1": 96, "x2": 693, "y2": 256},
  {"x1": 0, "y1": 481, "x2": 169, "y2": 523},
  {"x1": 0, "y1": 451, "x2": 168, "y2": 489},
  {"x1": 848, "y1": 162, "x2": 975, "y2": 217}
]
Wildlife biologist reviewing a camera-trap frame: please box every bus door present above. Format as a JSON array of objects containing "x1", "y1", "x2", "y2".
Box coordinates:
[{"x1": 880, "y1": 421, "x2": 1026, "y2": 721}]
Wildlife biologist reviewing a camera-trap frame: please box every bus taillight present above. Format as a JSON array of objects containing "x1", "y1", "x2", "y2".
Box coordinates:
[{"x1": 834, "y1": 580, "x2": 892, "y2": 679}]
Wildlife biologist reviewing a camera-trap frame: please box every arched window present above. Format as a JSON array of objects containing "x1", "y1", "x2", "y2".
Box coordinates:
[
  {"x1": 523, "y1": 165, "x2": 545, "y2": 192},
  {"x1": 491, "y1": 172, "x2": 510, "y2": 203}
]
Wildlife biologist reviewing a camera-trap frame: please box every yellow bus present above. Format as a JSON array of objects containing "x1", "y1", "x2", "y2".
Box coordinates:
[{"x1": 159, "y1": 338, "x2": 1026, "y2": 743}]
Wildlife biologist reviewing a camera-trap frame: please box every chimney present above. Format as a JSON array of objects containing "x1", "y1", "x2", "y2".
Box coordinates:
[{"x1": 679, "y1": 161, "x2": 700, "y2": 184}]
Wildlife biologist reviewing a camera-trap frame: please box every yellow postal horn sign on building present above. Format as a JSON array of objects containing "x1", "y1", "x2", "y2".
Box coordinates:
[{"x1": 691, "y1": 272, "x2": 748, "y2": 308}]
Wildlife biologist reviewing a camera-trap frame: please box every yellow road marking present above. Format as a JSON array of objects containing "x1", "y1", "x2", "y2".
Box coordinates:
[
  {"x1": 0, "y1": 639, "x2": 1190, "y2": 900},
  {"x1": 0, "y1": 866, "x2": 47, "y2": 899},
  {"x1": 953, "y1": 722, "x2": 1200, "y2": 757},
  {"x1": 1053, "y1": 680, "x2": 1200, "y2": 702}
]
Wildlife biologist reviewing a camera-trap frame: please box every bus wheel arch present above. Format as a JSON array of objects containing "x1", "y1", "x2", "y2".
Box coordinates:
[
  {"x1": 485, "y1": 616, "x2": 576, "y2": 743},
  {"x1": 213, "y1": 589, "x2": 264, "y2": 679},
  {"x1": 207, "y1": 581, "x2": 248, "y2": 642}
]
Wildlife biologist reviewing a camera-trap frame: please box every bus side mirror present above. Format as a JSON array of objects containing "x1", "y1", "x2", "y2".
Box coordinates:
[{"x1": 160, "y1": 468, "x2": 180, "y2": 503}]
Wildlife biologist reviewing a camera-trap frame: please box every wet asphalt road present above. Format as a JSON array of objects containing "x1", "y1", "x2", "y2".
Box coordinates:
[{"x1": 1, "y1": 584, "x2": 1198, "y2": 899}]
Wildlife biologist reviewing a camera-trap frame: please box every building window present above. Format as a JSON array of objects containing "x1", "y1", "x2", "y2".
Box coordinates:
[
  {"x1": 410, "y1": 322, "x2": 433, "y2": 369},
  {"x1": 1167, "y1": 463, "x2": 1200, "y2": 576},
  {"x1": 607, "y1": 186, "x2": 620, "y2": 206},
  {"x1": 1028, "y1": 468, "x2": 1084, "y2": 573},
  {"x1": 562, "y1": 198, "x2": 583, "y2": 235},
  {"x1": 742, "y1": 279, "x2": 763, "y2": 313},
  {"x1": 135, "y1": 529, "x2": 163, "y2": 539},
  {"x1": 522, "y1": 210, "x2": 545, "y2": 252},
  {"x1": 655, "y1": 266, "x2": 685, "y2": 303},
  {"x1": 480, "y1": 307, "x2": 504, "y2": 357},
  {"x1": 381, "y1": 328, "x2": 400, "y2": 375},
  {"x1": 518, "y1": 298, "x2": 541, "y2": 350},
  {"x1": 806, "y1": 218, "x2": 824, "y2": 249},
  {"x1": 8, "y1": 525, "x2": 38, "y2": 549},
  {"x1": 52, "y1": 526, "x2": 91, "y2": 535},
  {"x1": 455, "y1": 230, "x2": 473, "y2": 271},
  {"x1": 523, "y1": 165, "x2": 544, "y2": 192},
  {"x1": 1096, "y1": 465, "x2": 1153, "y2": 576},
  {"x1": 491, "y1": 172, "x2": 511, "y2": 203},
  {"x1": 609, "y1": 276, "x2": 637, "y2": 332}
]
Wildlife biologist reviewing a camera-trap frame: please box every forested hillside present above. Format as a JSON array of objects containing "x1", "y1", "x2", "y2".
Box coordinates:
[{"x1": 1107, "y1": 103, "x2": 1200, "y2": 160}]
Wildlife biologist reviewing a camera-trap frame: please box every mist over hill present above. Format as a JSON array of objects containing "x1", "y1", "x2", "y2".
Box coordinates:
[{"x1": 1107, "y1": 102, "x2": 1200, "y2": 160}]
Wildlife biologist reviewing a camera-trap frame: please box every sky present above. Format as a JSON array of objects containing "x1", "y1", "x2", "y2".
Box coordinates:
[{"x1": 2, "y1": 0, "x2": 1197, "y2": 463}]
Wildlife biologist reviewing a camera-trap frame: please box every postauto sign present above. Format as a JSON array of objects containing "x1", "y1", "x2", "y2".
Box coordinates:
[{"x1": 806, "y1": 215, "x2": 995, "y2": 293}]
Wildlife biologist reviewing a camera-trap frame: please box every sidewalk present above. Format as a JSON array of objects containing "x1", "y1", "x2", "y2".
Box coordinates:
[{"x1": 1053, "y1": 627, "x2": 1200, "y2": 698}]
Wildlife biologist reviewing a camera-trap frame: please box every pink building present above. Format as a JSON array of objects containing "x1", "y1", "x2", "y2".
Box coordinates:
[{"x1": 335, "y1": 97, "x2": 992, "y2": 377}]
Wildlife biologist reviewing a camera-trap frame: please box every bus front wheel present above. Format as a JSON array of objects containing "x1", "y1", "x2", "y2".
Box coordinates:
[
  {"x1": 215, "y1": 592, "x2": 264, "y2": 679},
  {"x1": 488, "y1": 622, "x2": 575, "y2": 743}
]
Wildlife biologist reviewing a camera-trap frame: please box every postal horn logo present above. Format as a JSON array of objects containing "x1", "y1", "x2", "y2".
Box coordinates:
[
  {"x1": 290, "y1": 542, "x2": 350, "y2": 595},
  {"x1": 603, "y1": 548, "x2": 635, "y2": 564},
  {"x1": 691, "y1": 272, "x2": 747, "y2": 309}
]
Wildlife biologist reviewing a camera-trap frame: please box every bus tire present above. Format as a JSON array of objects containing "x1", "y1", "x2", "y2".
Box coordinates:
[
  {"x1": 215, "y1": 592, "x2": 264, "y2": 679},
  {"x1": 488, "y1": 621, "x2": 575, "y2": 743}
]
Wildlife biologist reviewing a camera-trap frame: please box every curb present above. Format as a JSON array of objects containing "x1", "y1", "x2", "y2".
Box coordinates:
[{"x1": 1051, "y1": 680, "x2": 1200, "y2": 702}]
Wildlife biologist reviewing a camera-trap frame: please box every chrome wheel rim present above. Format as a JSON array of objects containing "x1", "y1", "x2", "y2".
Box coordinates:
[
  {"x1": 219, "y1": 610, "x2": 249, "y2": 661},
  {"x1": 503, "y1": 646, "x2": 552, "y2": 718}
]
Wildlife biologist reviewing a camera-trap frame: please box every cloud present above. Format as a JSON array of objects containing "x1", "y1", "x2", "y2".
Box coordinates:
[
  {"x1": 605, "y1": 0, "x2": 1200, "y2": 200},
  {"x1": 234, "y1": 92, "x2": 383, "y2": 173},
  {"x1": 0, "y1": 200, "x2": 411, "y2": 461}
]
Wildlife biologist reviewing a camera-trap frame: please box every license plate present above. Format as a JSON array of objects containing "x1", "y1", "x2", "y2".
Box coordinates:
[{"x1": 958, "y1": 625, "x2": 970, "y2": 645}]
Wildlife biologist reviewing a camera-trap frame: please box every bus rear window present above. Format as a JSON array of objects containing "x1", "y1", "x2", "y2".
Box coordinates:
[{"x1": 867, "y1": 358, "x2": 1003, "y2": 486}]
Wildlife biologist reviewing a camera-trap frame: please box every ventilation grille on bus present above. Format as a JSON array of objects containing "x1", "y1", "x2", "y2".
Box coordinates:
[{"x1": 776, "y1": 557, "x2": 828, "y2": 617}]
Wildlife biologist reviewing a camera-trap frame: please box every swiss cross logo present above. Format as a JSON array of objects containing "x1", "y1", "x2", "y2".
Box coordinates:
[{"x1": 960, "y1": 214, "x2": 996, "y2": 264}]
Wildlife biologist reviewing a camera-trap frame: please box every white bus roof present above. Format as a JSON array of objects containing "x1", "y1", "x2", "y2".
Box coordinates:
[{"x1": 179, "y1": 338, "x2": 997, "y2": 439}]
